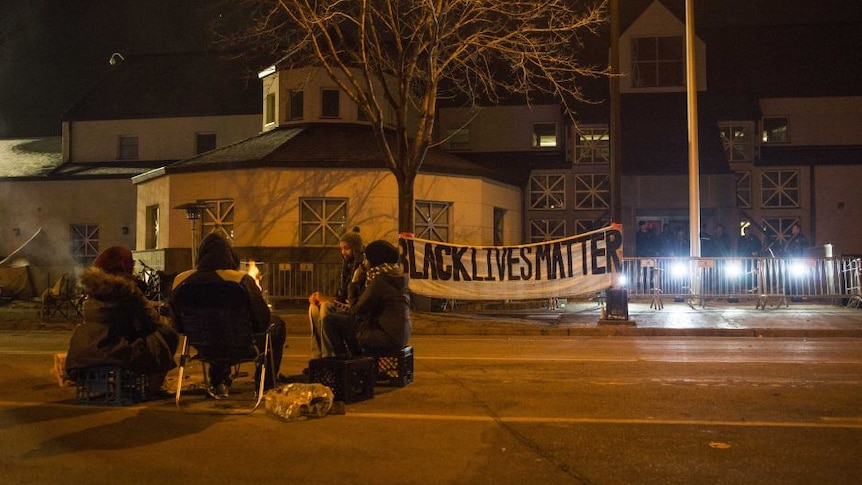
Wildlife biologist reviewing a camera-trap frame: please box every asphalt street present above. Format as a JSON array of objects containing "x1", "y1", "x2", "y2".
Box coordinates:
[{"x1": 1, "y1": 326, "x2": 861, "y2": 485}]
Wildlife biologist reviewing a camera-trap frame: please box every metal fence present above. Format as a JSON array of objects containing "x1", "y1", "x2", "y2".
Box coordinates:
[
  {"x1": 254, "y1": 257, "x2": 862, "y2": 309},
  {"x1": 619, "y1": 256, "x2": 862, "y2": 306},
  {"x1": 255, "y1": 261, "x2": 343, "y2": 304}
]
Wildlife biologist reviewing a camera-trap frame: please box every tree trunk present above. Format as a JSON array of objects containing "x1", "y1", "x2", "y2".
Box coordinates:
[{"x1": 396, "y1": 172, "x2": 416, "y2": 235}]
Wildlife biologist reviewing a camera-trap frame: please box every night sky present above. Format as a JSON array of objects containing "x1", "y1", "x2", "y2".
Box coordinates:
[{"x1": 1, "y1": 0, "x2": 860, "y2": 139}]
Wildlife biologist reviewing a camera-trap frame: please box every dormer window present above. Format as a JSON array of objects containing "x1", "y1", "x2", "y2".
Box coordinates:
[
  {"x1": 288, "y1": 90, "x2": 304, "y2": 120},
  {"x1": 321, "y1": 89, "x2": 340, "y2": 118},
  {"x1": 532, "y1": 123, "x2": 558, "y2": 148},
  {"x1": 762, "y1": 117, "x2": 790, "y2": 143},
  {"x1": 632, "y1": 36, "x2": 684, "y2": 88},
  {"x1": 264, "y1": 93, "x2": 276, "y2": 125},
  {"x1": 118, "y1": 135, "x2": 138, "y2": 160}
]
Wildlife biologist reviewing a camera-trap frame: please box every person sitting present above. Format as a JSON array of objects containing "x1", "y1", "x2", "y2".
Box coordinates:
[
  {"x1": 308, "y1": 226, "x2": 365, "y2": 358},
  {"x1": 65, "y1": 246, "x2": 179, "y2": 396},
  {"x1": 324, "y1": 239, "x2": 411, "y2": 356},
  {"x1": 170, "y1": 231, "x2": 286, "y2": 399}
]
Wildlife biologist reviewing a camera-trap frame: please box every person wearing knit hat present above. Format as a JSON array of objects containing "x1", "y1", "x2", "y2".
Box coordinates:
[
  {"x1": 65, "y1": 246, "x2": 179, "y2": 397},
  {"x1": 323, "y1": 239, "x2": 411, "y2": 357},
  {"x1": 307, "y1": 226, "x2": 366, "y2": 359}
]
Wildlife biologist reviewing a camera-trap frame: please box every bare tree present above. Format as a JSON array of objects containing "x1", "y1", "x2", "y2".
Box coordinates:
[{"x1": 215, "y1": 0, "x2": 610, "y2": 233}]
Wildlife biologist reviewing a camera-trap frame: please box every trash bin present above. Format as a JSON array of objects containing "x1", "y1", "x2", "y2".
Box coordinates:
[{"x1": 605, "y1": 288, "x2": 629, "y2": 320}]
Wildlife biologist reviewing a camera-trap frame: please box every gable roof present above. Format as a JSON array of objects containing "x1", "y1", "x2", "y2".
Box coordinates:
[
  {"x1": 63, "y1": 51, "x2": 262, "y2": 122},
  {"x1": 136, "y1": 123, "x2": 521, "y2": 186}
]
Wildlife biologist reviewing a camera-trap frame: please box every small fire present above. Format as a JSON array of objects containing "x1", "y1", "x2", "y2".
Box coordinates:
[{"x1": 247, "y1": 260, "x2": 262, "y2": 289}]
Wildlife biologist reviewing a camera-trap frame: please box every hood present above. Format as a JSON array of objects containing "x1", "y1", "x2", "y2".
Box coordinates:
[
  {"x1": 79, "y1": 267, "x2": 140, "y2": 302},
  {"x1": 196, "y1": 231, "x2": 240, "y2": 271}
]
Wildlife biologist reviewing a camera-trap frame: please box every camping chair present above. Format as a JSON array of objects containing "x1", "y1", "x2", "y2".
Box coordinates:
[
  {"x1": 171, "y1": 280, "x2": 274, "y2": 414},
  {"x1": 41, "y1": 273, "x2": 72, "y2": 319}
]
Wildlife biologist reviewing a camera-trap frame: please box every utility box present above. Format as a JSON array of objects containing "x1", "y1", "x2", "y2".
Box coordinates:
[{"x1": 605, "y1": 288, "x2": 630, "y2": 320}]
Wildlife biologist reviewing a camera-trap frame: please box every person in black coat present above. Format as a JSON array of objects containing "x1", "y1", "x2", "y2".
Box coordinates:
[
  {"x1": 171, "y1": 231, "x2": 286, "y2": 398},
  {"x1": 321, "y1": 239, "x2": 412, "y2": 356}
]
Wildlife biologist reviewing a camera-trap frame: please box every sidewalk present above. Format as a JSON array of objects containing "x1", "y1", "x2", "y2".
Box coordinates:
[{"x1": 2, "y1": 298, "x2": 861, "y2": 338}]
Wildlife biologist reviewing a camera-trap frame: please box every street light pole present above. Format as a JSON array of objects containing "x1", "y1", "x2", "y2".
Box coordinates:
[{"x1": 174, "y1": 202, "x2": 210, "y2": 268}]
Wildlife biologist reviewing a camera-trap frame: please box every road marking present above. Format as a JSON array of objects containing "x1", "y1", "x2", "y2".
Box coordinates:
[
  {"x1": 346, "y1": 412, "x2": 862, "y2": 429},
  {"x1": 1, "y1": 400, "x2": 860, "y2": 430}
]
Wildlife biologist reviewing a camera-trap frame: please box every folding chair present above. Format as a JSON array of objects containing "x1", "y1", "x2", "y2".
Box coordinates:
[
  {"x1": 41, "y1": 274, "x2": 71, "y2": 319},
  {"x1": 171, "y1": 280, "x2": 274, "y2": 414}
]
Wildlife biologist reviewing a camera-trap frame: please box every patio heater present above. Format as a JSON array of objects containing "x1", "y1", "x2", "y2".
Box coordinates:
[{"x1": 174, "y1": 201, "x2": 211, "y2": 268}]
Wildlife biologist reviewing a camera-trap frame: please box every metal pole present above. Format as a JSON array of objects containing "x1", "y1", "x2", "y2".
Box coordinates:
[
  {"x1": 685, "y1": 0, "x2": 702, "y2": 298},
  {"x1": 610, "y1": 0, "x2": 622, "y2": 224},
  {"x1": 685, "y1": 0, "x2": 700, "y2": 258}
]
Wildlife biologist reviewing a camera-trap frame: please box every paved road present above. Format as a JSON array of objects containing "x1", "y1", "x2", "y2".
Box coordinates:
[{"x1": 1, "y1": 332, "x2": 861, "y2": 485}]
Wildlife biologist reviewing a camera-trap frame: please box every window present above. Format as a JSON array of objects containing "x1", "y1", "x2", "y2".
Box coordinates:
[
  {"x1": 118, "y1": 135, "x2": 138, "y2": 160},
  {"x1": 575, "y1": 125, "x2": 610, "y2": 164},
  {"x1": 735, "y1": 171, "x2": 751, "y2": 208},
  {"x1": 532, "y1": 123, "x2": 558, "y2": 148},
  {"x1": 632, "y1": 36, "x2": 684, "y2": 88},
  {"x1": 761, "y1": 170, "x2": 799, "y2": 208},
  {"x1": 200, "y1": 199, "x2": 235, "y2": 238},
  {"x1": 195, "y1": 133, "x2": 216, "y2": 155},
  {"x1": 574, "y1": 174, "x2": 610, "y2": 209},
  {"x1": 145, "y1": 205, "x2": 159, "y2": 249},
  {"x1": 530, "y1": 174, "x2": 565, "y2": 210},
  {"x1": 529, "y1": 219, "x2": 566, "y2": 243},
  {"x1": 762, "y1": 117, "x2": 789, "y2": 143},
  {"x1": 445, "y1": 128, "x2": 470, "y2": 148},
  {"x1": 321, "y1": 89, "x2": 340, "y2": 118},
  {"x1": 71, "y1": 224, "x2": 99, "y2": 266},
  {"x1": 493, "y1": 207, "x2": 505, "y2": 246},
  {"x1": 264, "y1": 93, "x2": 276, "y2": 125},
  {"x1": 575, "y1": 219, "x2": 602, "y2": 234},
  {"x1": 415, "y1": 200, "x2": 451, "y2": 242},
  {"x1": 356, "y1": 102, "x2": 368, "y2": 122},
  {"x1": 300, "y1": 198, "x2": 348, "y2": 246},
  {"x1": 762, "y1": 217, "x2": 799, "y2": 253},
  {"x1": 289, "y1": 90, "x2": 304, "y2": 120},
  {"x1": 719, "y1": 122, "x2": 754, "y2": 161}
]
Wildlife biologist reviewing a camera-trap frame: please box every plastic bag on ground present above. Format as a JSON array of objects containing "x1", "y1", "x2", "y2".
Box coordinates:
[{"x1": 264, "y1": 383, "x2": 335, "y2": 421}]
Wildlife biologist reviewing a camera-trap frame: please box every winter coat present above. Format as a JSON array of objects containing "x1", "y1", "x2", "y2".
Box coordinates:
[
  {"x1": 170, "y1": 231, "x2": 271, "y2": 334},
  {"x1": 351, "y1": 266, "x2": 411, "y2": 354},
  {"x1": 65, "y1": 268, "x2": 177, "y2": 377}
]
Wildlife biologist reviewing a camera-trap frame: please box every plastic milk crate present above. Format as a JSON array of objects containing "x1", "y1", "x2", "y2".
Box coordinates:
[
  {"x1": 308, "y1": 356, "x2": 375, "y2": 403},
  {"x1": 374, "y1": 346, "x2": 414, "y2": 387},
  {"x1": 75, "y1": 366, "x2": 148, "y2": 405}
]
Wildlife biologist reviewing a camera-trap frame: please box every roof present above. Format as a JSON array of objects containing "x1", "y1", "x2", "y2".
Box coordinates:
[
  {"x1": 143, "y1": 123, "x2": 520, "y2": 186},
  {"x1": 0, "y1": 138, "x2": 62, "y2": 178},
  {"x1": 63, "y1": 51, "x2": 262, "y2": 122},
  {"x1": 759, "y1": 145, "x2": 862, "y2": 166}
]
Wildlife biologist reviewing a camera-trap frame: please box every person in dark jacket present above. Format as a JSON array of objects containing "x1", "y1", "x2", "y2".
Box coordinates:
[
  {"x1": 308, "y1": 227, "x2": 365, "y2": 358},
  {"x1": 65, "y1": 246, "x2": 179, "y2": 394},
  {"x1": 171, "y1": 231, "x2": 286, "y2": 398},
  {"x1": 347, "y1": 239, "x2": 411, "y2": 355}
]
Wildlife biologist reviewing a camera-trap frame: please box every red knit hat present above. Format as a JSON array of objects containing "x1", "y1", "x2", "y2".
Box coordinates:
[{"x1": 93, "y1": 246, "x2": 135, "y2": 275}]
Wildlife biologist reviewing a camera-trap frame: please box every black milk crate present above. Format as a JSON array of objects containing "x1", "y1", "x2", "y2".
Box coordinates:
[
  {"x1": 374, "y1": 346, "x2": 414, "y2": 387},
  {"x1": 308, "y1": 356, "x2": 375, "y2": 403},
  {"x1": 75, "y1": 366, "x2": 148, "y2": 405}
]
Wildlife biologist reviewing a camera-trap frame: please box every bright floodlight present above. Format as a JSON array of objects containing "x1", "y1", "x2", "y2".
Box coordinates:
[
  {"x1": 789, "y1": 260, "x2": 807, "y2": 277},
  {"x1": 671, "y1": 261, "x2": 688, "y2": 278},
  {"x1": 725, "y1": 260, "x2": 743, "y2": 278}
]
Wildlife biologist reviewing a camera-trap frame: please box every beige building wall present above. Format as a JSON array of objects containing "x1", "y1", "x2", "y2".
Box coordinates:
[
  {"x1": 136, "y1": 168, "x2": 522, "y2": 252},
  {"x1": 814, "y1": 165, "x2": 861, "y2": 256},
  {"x1": 0, "y1": 178, "x2": 137, "y2": 293},
  {"x1": 63, "y1": 115, "x2": 261, "y2": 162},
  {"x1": 759, "y1": 97, "x2": 862, "y2": 146},
  {"x1": 437, "y1": 104, "x2": 563, "y2": 153}
]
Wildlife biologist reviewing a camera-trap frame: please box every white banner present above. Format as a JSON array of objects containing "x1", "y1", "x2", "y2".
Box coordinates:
[{"x1": 398, "y1": 225, "x2": 623, "y2": 300}]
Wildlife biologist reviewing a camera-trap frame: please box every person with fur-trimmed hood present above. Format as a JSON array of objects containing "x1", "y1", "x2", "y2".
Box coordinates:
[{"x1": 65, "y1": 246, "x2": 179, "y2": 394}]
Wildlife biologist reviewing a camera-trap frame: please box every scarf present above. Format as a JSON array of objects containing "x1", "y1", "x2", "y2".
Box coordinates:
[{"x1": 366, "y1": 262, "x2": 400, "y2": 283}]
